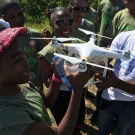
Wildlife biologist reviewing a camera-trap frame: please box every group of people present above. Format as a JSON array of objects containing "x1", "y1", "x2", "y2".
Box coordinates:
[{"x1": 0, "y1": 0, "x2": 135, "y2": 135}]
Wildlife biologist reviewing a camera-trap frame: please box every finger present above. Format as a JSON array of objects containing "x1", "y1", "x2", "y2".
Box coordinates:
[{"x1": 63, "y1": 65, "x2": 70, "y2": 76}]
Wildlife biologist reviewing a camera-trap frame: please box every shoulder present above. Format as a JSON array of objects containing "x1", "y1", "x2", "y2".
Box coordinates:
[
  {"x1": 27, "y1": 27, "x2": 42, "y2": 36},
  {"x1": 115, "y1": 8, "x2": 126, "y2": 17},
  {"x1": 84, "y1": 19, "x2": 94, "y2": 26},
  {"x1": 113, "y1": 30, "x2": 135, "y2": 44},
  {"x1": 119, "y1": 30, "x2": 135, "y2": 38},
  {"x1": 89, "y1": 7, "x2": 97, "y2": 13}
]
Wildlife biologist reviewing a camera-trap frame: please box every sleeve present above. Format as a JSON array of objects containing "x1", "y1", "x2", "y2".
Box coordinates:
[
  {"x1": 106, "y1": 12, "x2": 120, "y2": 38},
  {"x1": 38, "y1": 45, "x2": 54, "y2": 64},
  {"x1": 0, "y1": 108, "x2": 35, "y2": 135},
  {"x1": 0, "y1": 125, "x2": 30, "y2": 135}
]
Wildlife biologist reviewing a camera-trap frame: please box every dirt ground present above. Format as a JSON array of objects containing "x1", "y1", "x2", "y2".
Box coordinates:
[{"x1": 47, "y1": 85, "x2": 135, "y2": 135}]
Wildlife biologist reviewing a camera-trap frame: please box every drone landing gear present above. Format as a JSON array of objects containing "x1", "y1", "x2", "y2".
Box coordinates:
[{"x1": 77, "y1": 59, "x2": 87, "y2": 72}]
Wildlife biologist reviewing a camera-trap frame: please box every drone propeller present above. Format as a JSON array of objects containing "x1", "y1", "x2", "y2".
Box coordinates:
[
  {"x1": 30, "y1": 37, "x2": 78, "y2": 42},
  {"x1": 78, "y1": 28, "x2": 112, "y2": 39},
  {"x1": 54, "y1": 53, "x2": 114, "y2": 71}
]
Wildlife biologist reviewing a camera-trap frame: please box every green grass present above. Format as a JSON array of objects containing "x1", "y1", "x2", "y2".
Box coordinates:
[{"x1": 25, "y1": 19, "x2": 51, "y2": 32}]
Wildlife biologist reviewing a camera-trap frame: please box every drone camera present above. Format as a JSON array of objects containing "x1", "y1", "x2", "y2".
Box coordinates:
[
  {"x1": 124, "y1": 50, "x2": 131, "y2": 58},
  {"x1": 79, "y1": 59, "x2": 87, "y2": 69}
]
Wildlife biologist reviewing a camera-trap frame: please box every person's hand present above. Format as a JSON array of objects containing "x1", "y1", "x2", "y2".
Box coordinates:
[
  {"x1": 64, "y1": 65, "x2": 93, "y2": 92},
  {"x1": 42, "y1": 28, "x2": 53, "y2": 44},
  {"x1": 94, "y1": 71, "x2": 117, "y2": 90}
]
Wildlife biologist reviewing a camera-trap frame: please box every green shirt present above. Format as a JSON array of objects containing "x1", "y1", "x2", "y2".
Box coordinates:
[
  {"x1": 71, "y1": 19, "x2": 95, "y2": 42},
  {"x1": 107, "y1": 8, "x2": 135, "y2": 38},
  {"x1": 17, "y1": 27, "x2": 47, "y2": 87},
  {"x1": 98, "y1": 0, "x2": 125, "y2": 42},
  {"x1": 84, "y1": 7, "x2": 99, "y2": 33},
  {"x1": 0, "y1": 82, "x2": 51, "y2": 135}
]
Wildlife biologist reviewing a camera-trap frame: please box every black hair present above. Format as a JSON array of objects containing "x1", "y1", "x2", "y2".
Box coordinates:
[
  {"x1": 45, "y1": 7, "x2": 71, "y2": 21},
  {"x1": 0, "y1": 0, "x2": 21, "y2": 16},
  {"x1": 69, "y1": 0, "x2": 88, "y2": 6}
]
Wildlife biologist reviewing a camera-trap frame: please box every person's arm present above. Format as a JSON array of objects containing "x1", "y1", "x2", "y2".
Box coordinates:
[
  {"x1": 39, "y1": 57, "x2": 53, "y2": 87},
  {"x1": 95, "y1": 72, "x2": 135, "y2": 94},
  {"x1": 22, "y1": 65, "x2": 93, "y2": 135}
]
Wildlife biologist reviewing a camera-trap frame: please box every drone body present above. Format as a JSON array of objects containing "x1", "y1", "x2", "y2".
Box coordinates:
[
  {"x1": 30, "y1": 28, "x2": 132, "y2": 87},
  {"x1": 51, "y1": 35, "x2": 130, "y2": 64}
]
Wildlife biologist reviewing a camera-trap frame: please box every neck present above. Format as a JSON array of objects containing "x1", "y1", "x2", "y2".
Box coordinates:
[
  {"x1": 74, "y1": 20, "x2": 82, "y2": 27},
  {"x1": 0, "y1": 83, "x2": 21, "y2": 95},
  {"x1": 128, "y1": 8, "x2": 135, "y2": 16}
]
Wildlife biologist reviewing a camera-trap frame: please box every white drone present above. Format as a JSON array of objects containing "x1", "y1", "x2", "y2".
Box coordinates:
[{"x1": 31, "y1": 28, "x2": 131, "y2": 87}]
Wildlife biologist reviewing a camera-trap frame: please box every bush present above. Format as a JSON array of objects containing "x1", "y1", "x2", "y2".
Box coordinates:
[{"x1": 0, "y1": 0, "x2": 102, "y2": 23}]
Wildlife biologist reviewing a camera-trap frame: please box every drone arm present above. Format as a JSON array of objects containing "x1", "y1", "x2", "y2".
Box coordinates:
[{"x1": 102, "y1": 58, "x2": 108, "y2": 78}]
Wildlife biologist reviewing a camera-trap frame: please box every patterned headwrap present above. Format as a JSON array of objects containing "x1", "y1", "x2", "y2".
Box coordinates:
[{"x1": 0, "y1": 27, "x2": 27, "y2": 52}]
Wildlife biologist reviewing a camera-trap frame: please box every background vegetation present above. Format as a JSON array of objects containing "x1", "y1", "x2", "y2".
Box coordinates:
[{"x1": 0, "y1": 0, "x2": 102, "y2": 24}]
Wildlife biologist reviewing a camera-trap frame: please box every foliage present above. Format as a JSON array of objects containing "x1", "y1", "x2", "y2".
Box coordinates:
[{"x1": 0, "y1": 0, "x2": 102, "y2": 23}]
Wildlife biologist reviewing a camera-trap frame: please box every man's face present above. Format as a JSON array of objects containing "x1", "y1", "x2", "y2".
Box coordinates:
[
  {"x1": 51, "y1": 11, "x2": 74, "y2": 38},
  {"x1": 123, "y1": 0, "x2": 135, "y2": 10},
  {"x1": 0, "y1": 39, "x2": 30, "y2": 84},
  {"x1": 70, "y1": 0, "x2": 89, "y2": 22},
  {"x1": 3, "y1": 5, "x2": 25, "y2": 28}
]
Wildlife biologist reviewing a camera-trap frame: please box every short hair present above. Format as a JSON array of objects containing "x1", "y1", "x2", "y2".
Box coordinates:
[
  {"x1": 69, "y1": 0, "x2": 88, "y2": 6},
  {"x1": 46, "y1": 7, "x2": 71, "y2": 21},
  {"x1": 0, "y1": 0, "x2": 21, "y2": 16}
]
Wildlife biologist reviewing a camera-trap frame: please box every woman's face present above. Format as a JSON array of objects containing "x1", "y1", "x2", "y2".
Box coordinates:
[{"x1": 51, "y1": 11, "x2": 74, "y2": 38}]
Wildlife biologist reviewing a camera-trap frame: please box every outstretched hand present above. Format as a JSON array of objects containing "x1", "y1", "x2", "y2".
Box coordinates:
[{"x1": 94, "y1": 71, "x2": 117, "y2": 90}]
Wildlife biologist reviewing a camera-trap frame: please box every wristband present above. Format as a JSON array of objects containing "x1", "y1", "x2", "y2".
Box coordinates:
[{"x1": 52, "y1": 73, "x2": 62, "y2": 83}]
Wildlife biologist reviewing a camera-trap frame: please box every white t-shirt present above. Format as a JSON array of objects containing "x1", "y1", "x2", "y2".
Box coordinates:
[
  {"x1": 0, "y1": 19, "x2": 10, "y2": 28},
  {"x1": 102, "y1": 30, "x2": 135, "y2": 101}
]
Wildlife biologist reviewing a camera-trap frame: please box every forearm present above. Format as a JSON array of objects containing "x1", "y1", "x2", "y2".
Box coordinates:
[
  {"x1": 43, "y1": 80, "x2": 61, "y2": 108},
  {"x1": 114, "y1": 78, "x2": 135, "y2": 94},
  {"x1": 57, "y1": 90, "x2": 83, "y2": 135},
  {"x1": 44, "y1": 78, "x2": 51, "y2": 88}
]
